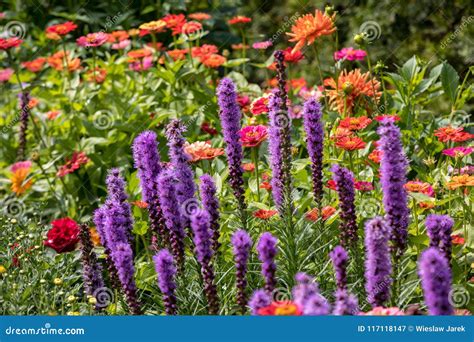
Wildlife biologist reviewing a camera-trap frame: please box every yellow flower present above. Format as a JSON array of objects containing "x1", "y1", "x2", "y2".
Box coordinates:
[
  {"x1": 53, "y1": 278, "x2": 63, "y2": 286},
  {"x1": 446, "y1": 175, "x2": 474, "y2": 190},
  {"x1": 0, "y1": 265, "x2": 7, "y2": 274},
  {"x1": 139, "y1": 20, "x2": 167, "y2": 32}
]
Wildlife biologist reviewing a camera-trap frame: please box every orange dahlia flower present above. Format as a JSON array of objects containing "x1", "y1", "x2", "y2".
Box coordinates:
[
  {"x1": 446, "y1": 175, "x2": 474, "y2": 190},
  {"x1": 9, "y1": 161, "x2": 33, "y2": 196},
  {"x1": 434, "y1": 126, "x2": 474, "y2": 143},
  {"x1": 201, "y1": 54, "x2": 226, "y2": 68},
  {"x1": 324, "y1": 69, "x2": 381, "y2": 115},
  {"x1": 286, "y1": 10, "x2": 336, "y2": 52}
]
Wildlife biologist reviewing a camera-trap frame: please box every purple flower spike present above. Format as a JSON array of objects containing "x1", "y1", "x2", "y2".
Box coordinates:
[
  {"x1": 377, "y1": 119, "x2": 409, "y2": 257},
  {"x1": 364, "y1": 217, "x2": 392, "y2": 308},
  {"x1": 111, "y1": 242, "x2": 141, "y2": 315},
  {"x1": 257, "y1": 232, "x2": 278, "y2": 293},
  {"x1": 17, "y1": 92, "x2": 31, "y2": 161},
  {"x1": 331, "y1": 164, "x2": 358, "y2": 247},
  {"x1": 248, "y1": 289, "x2": 271, "y2": 315},
  {"x1": 302, "y1": 97, "x2": 324, "y2": 204},
  {"x1": 425, "y1": 214, "x2": 454, "y2": 262},
  {"x1": 330, "y1": 246, "x2": 349, "y2": 290},
  {"x1": 200, "y1": 174, "x2": 221, "y2": 252},
  {"x1": 165, "y1": 119, "x2": 196, "y2": 227},
  {"x1": 191, "y1": 210, "x2": 219, "y2": 314},
  {"x1": 292, "y1": 272, "x2": 331, "y2": 315},
  {"x1": 157, "y1": 169, "x2": 185, "y2": 269},
  {"x1": 418, "y1": 247, "x2": 453, "y2": 315},
  {"x1": 333, "y1": 289, "x2": 359, "y2": 315},
  {"x1": 216, "y1": 78, "x2": 246, "y2": 212},
  {"x1": 153, "y1": 249, "x2": 178, "y2": 315},
  {"x1": 132, "y1": 131, "x2": 168, "y2": 247},
  {"x1": 231, "y1": 229, "x2": 252, "y2": 313}
]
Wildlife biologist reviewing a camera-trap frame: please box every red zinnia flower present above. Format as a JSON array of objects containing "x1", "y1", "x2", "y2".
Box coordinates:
[
  {"x1": 46, "y1": 21, "x2": 77, "y2": 36},
  {"x1": 339, "y1": 116, "x2": 372, "y2": 131},
  {"x1": 335, "y1": 136, "x2": 366, "y2": 151},
  {"x1": 326, "y1": 179, "x2": 337, "y2": 190},
  {"x1": 188, "y1": 12, "x2": 211, "y2": 21},
  {"x1": 22, "y1": 57, "x2": 46, "y2": 73},
  {"x1": 0, "y1": 37, "x2": 22, "y2": 50},
  {"x1": 228, "y1": 16, "x2": 252, "y2": 25},
  {"x1": 162, "y1": 14, "x2": 186, "y2": 35},
  {"x1": 354, "y1": 181, "x2": 374, "y2": 191},
  {"x1": 57, "y1": 151, "x2": 89, "y2": 177},
  {"x1": 434, "y1": 126, "x2": 474, "y2": 143},
  {"x1": 375, "y1": 114, "x2": 400, "y2": 122},
  {"x1": 258, "y1": 301, "x2": 302, "y2": 316},
  {"x1": 260, "y1": 181, "x2": 272, "y2": 190},
  {"x1": 242, "y1": 163, "x2": 255, "y2": 172},
  {"x1": 368, "y1": 149, "x2": 383, "y2": 164},
  {"x1": 43, "y1": 217, "x2": 80, "y2": 253},
  {"x1": 253, "y1": 209, "x2": 278, "y2": 219},
  {"x1": 282, "y1": 47, "x2": 304, "y2": 63},
  {"x1": 451, "y1": 234, "x2": 465, "y2": 245},
  {"x1": 200, "y1": 122, "x2": 218, "y2": 136}
]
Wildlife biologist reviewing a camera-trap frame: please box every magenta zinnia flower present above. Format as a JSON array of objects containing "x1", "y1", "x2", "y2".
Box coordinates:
[
  {"x1": 239, "y1": 125, "x2": 268, "y2": 148},
  {"x1": 442, "y1": 146, "x2": 473, "y2": 158},
  {"x1": 252, "y1": 40, "x2": 272, "y2": 49},
  {"x1": 76, "y1": 32, "x2": 109, "y2": 47},
  {"x1": 334, "y1": 47, "x2": 366, "y2": 61},
  {"x1": 0, "y1": 68, "x2": 13, "y2": 82}
]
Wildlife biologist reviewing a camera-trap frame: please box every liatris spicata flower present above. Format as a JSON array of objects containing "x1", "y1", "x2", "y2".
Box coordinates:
[
  {"x1": 165, "y1": 119, "x2": 196, "y2": 226},
  {"x1": 330, "y1": 245, "x2": 349, "y2": 290},
  {"x1": 331, "y1": 164, "x2": 358, "y2": 247},
  {"x1": 303, "y1": 292, "x2": 331, "y2": 315},
  {"x1": 364, "y1": 217, "x2": 392, "y2": 307},
  {"x1": 231, "y1": 229, "x2": 252, "y2": 313},
  {"x1": 418, "y1": 247, "x2": 453, "y2": 315},
  {"x1": 302, "y1": 97, "x2": 324, "y2": 204},
  {"x1": 425, "y1": 214, "x2": 454, "y2": 262},
  {"x1": 105, "y1": 169, "x2": 133, "y2": 244},
  {"x1": 93, "y1": 207, "x2": 120, "y2": 290},
  {"x1": 153, "y1": 249, "x2": 178, "y2": 315},
  {"x1": 267, "y1": 51, "x2": 293, "y2": 211},
  {"x1": 248, "y1": 289, "x2": 271, "y2": 315},
  {"x1": 157, "y1": 169, "x2": 185, "y2": 269},
  {"x1": 190, "y1": 210, "x2": 219, "y2": 314},
  {"x1": 216, "y1": 78, "x2": 246, "y2": 212},
  {"x1": 292, "y1": 272, "x2": 318, "y2": 307},
  {"x1": 200, "y1": 174, "x2": 220, "y2": 252},
  {"x1": 17, "y1": 92, "x2": 31, "y2": 161},
  {"x1": 103, "y1": 199, "x2": 132, "y2": 250},
  {"x1": 377, "y1": 119, "x2": 409, "y2": 257},
  {"x1": 79, "y1": 223, "x2": 105, "y2": 304},
  {"x1": 257, "y1": 232, "x2": 278, "y2": 293},
  {"x1": 111, "y1": 242, "x2": 142, "y2": 315},
  {"x1": 132, "y1": 131, "x2": 168, "y2": 247},
  {"x1": 333, "y1": 289, "x2": 359, "y2": 315}
]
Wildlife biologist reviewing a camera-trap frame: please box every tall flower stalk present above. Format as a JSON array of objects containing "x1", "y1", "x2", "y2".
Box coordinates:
[
  {"x1": 248, "y1": 289, "x2": 271, "y2": 315},
  {"x1": 190, "y1": 210, "x2": 219, "y2": 314},
  {"x1": 302, "y1": 97, "x2": 324, "y2": 205},
  {"x1": 199, "y1": 174, "x2": 220, "y2": 252},
  {"x1": 377, "y1": 119, "x2": 409, "y2": 257},
  {"x1": 17, "y1": 92, "x2": 30, "y2": 161},
  {"x1": 329, "y1": 246, "x2": 348, "y2": 290},
  {"x1": 331, "y1": 164, "x2": 358, "y2": 248},
  {"x1": 418, "y1": 247, "x2": 453, "y2": 315},
  {"x1": 216, "y1": 78, "x2": 246, "y2": 225},
  {"x1": 153, "y1": 249, "x2": 178, "y2": 315},
  {"x1": 257, "y1": 232, "x2": 278, "y2": 293},
  {"x1": 132, "y1": 131, "x2": 168, "y2": 248},
  {"x1": 231, "y1": 229, "x2": 252, "y2": 314},
  {"x1": 364, "y1": 217, "x2": 392, "y2": 308},
  {"x1": 425, "y1": 214, "x2": 453, "y2": 262},
  {"x1": 292, "y1": 273, "x2": 330, "y2": 315}
]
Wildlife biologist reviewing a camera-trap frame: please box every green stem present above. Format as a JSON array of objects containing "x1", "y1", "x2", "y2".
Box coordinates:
[{"x1": 252, "y1": 147, "x2": 261, "y2": 202}]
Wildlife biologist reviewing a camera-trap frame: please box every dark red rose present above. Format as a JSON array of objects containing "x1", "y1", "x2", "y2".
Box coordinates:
[{"x1": 43, "y1": 217, "x2": 80, "y2": 253}]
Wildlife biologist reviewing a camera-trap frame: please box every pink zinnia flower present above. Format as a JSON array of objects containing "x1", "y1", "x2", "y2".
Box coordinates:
[
  {"x1": 0, "y1": 68, "x2": 14, "y2": 82},
  {"x1": 442, "y1": 146, "x2": 473, "y2": 158},
  {"x1": 76, "y1": 32, "x2": 109, "y2": 47},
  {"x1": 334, "y1": 47, "x2": 367, "y2": 61},
  {"x1": 354, "y1": 181, "x2": 373, "y2": 191},
  {"x1": 240, "y1": 125, "x2": 268, "y2": 147},
  {"x1": 375, "y1": 114, "x2": 401, "y2": 122},
  {"x1": 252, "y1": 40, "x2": 273, "y2": 50},
  {"x1": 129, "y1": 56, "x2": 153, "y2": 71},
  {"x1": 112, "y1": 39, "x2": 131, "y2": 50}
]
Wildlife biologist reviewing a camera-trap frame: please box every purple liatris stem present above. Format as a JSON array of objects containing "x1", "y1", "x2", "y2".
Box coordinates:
[
  {"x1": 302, "y1": 97, "x2": 324, "y2": 205},
  {"x1": 105, "y1": 169, "x2": 134, "y2": 245},
  {"x1": 165, "y1": 119, "x2": 196, "y2": 227},
  {"x1": 330, "y1": 246, "x2": 349, "y2": 290},
  {"x1": 268, "y1": 51, "x2": 293, "y2": 211},
  {"x1": 248, "y1": 289, "x2": 271, "y2": 315},
  {"x1": 79, "y1": 223, "x2": 105, "y2": 308},
  {"x1": 333, "y1": 289, "x2": 359, "y2": 315},
  {"x1": 364, "y1": 217, "x2": 392, "y2": 308},
  {"x1": 418, "y1": 247, "x2": 453, "y2": 315},
  {"x1": 292, "y1": 272, "x2": 330, "y2": 315},
  {"x1": 216, "y1": 78, "x2": 246, "y2": 215},
  {"x1": 377, "y1": 119, "x2": 409, "y2": 258},
  {"x1": 331, "y1": 164, "x2": 358, "y2": 248},
  {"x1": 132, "y1": 131, "x2": 168, "y2": 248},
  {"x1": 200, "y1": 174, "x2": 221, "y2": 252},
  {"x1": 153, "y1": 249, "x2": 178, "y2": 315},
  {"x1": 231, "y1": 229, "x2": 252, "y2": 313},
  {"x1": 157, "y1": 169, "x2": 186, "y2": 270},
  {"x1": 257, "y1": 232, "x2": 278, "y2": 293},
  {"x1": 425, "y1": 214, "x2": 453, "y2": 262},
  {"x1": 111, "y1": 242, "x2": 142, "y2": 315},
  {"x1": 17, "y1": 91, "x2": 30, "y2": 161},
  {"x1": 93, "y1": 207, "x2": 120, "y2": 290},
  {"x1": 190, "y1": 210, "x2": 219, "y2": 314}
]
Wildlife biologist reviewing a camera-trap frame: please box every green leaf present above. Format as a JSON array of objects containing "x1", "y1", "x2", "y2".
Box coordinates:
[
  {"x1": 223, "y1": 58, "x2": 250, "y2": 68},
  {"x1": 440, "y1": 62, "x2": 459, "y2": 104},
  {"x1": 132, "y1": 221, "x2": 148, "y2": 236}
]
